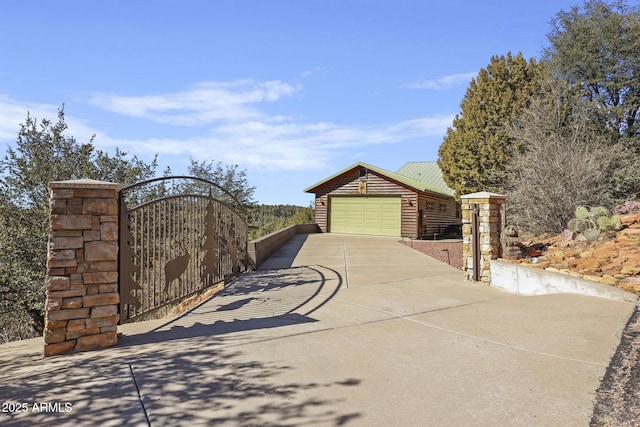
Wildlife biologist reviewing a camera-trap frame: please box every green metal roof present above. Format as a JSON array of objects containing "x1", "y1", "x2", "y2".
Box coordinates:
[
  {"x1": 396, "y1": 161, "x2": 455, "y2": 197},
  {"x1": 304, "y1": 161, "x2": 453, "y2": 197}
]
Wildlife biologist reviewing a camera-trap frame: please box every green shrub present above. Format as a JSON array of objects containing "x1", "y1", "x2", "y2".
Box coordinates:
[
  {"x1": 567, "y1": 206, "x2": 622, "y2": 239},
  {"x1": 575, "y1": 206, "x2": 590, "y2": 221},
  {"x1": 583, "y1": 229, "x2": 601, "y2": 241}
]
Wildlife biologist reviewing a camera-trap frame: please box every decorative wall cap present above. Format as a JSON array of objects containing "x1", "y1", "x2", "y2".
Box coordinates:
[
  {"x1": 460, "y1": 191, "x2": 506, "y2": 200},
  {"x1": 49, "y1": 179, "x2": 122, "y2": 190}
]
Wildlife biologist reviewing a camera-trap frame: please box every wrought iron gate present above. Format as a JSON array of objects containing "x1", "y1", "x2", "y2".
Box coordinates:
[{"x1": 118, "y1": 176, "x2": 248, "y2": 323}]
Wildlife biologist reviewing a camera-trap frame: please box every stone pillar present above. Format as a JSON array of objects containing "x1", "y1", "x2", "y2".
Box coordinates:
[
  {"x1": 461, "y1": 192, "x2": 506, "y2": 283},
  {"x1": 44, "y1": 180, "x2": 121, "y2": 357}
]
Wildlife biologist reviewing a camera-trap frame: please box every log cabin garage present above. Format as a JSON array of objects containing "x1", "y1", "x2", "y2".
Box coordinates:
[{"x1": 304, "y1": 161, "x2": 461, "y2": 239}]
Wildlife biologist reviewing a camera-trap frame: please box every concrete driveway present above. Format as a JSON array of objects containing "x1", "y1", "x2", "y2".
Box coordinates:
[{"x1": 0, "y1": 233, "x2": 635, "y2": 426}]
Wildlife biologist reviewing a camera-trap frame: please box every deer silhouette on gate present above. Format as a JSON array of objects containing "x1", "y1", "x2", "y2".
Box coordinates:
[
  {"x1": 164, "y1": 241, "x2": 191, "y2": 295},
  {"x1": 118, "y1": 176, "x2": 248, "y2": 323}
]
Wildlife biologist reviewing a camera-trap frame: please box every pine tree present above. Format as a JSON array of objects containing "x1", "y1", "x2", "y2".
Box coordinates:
[{"x1": 437, "y1": 52, "x2": 545, "y2": 197}]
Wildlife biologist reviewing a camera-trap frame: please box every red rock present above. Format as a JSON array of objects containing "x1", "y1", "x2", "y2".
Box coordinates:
[
  {"x1": 61, "y1": 297, "x2": 83, "y2": 309},
  {"x1": 541, "y1": 235, "x2": 561, "y2": 245},
  {"x1": 85, "y1": 315, "x2": 118, "y2": 329},
  {"x1": 593, "y1": 246, "x2": 618, "y2": 259},
  {"x1": 66, "y1": 327, "x2": 100, "y2": 340},
  {"x1": 621, "y1": 264, "x2": 640, "y2": 275},
  {"x1": 601, "y1": 259, "x2": 625, "y2": 271},
  {"x1": 46, "y1": 308, "x2": 90, "y2": 321},
  {"x1": 50, "y1": 215, "x2": 92, "y2": 230},
  {"x1": 84, "y1": 241, "x2": 118, "y2": 262},
  {"x1": 66, "y1": 319, "x2": 85, "y2": 331},
  {"x1": 46, "y1": 298, "x2": 62, "y2": 311},
  {"x1": 570, "y1": 258, "x2": 602, "y2": 271},
  {"x1": 44, "y1": 327, "x2": 66, "y2": 343},
  {"x1": 83, "y1": 293, "x2": 119, "y2": 307},
  {"x1": 619, "y1": 277, "x2": 640, "y2": 295},
  {"x1": 621, "y1": 214, "x2": 638, "y2": 225},
  {"x1": 46, "y1": 276, "x2": 70, "y2": 291},
  {"x1": 616, "y1": 228, "x2": 640, "y2": 244},
  {"x1": 47, "y1": 288, "x2": 85, "y2": 299},
  {"x1": 599, "y1": 275, "x2": 618, "y2": 286},
  {"x1": 601, "y1": 268, "x2": 622, "y2": 277},
  {"x1": 46, "y1": 320, "x2": 67, "y2": 329},
  {"x1": 74, "y1": 188, "x2": 118, "y2": 199},
  {"x1": 91, "y1": 305, "x2": 118, "y2": 317},
  {"x1": 44, "y1": 340, "x2": 76, "y2": 357},
  {"x1": 82, "y1": 271, "x2": 117, "y2": 284},
  {"x1": 99, "y1": 284, "x2": 118, "y2": 293},
  {"x1": 81, "y1": 198, "x2": 118, "y2": 215},
  {"x1": 619, "y1": 248, "x2": 640, "y2": 259},
  {"x1": 75, "y1": 332, "x2": 117, "y2": 351}
]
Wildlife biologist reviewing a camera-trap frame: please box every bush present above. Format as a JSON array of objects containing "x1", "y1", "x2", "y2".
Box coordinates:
[
  {"x1": 567, "y1": 205, "x2": 622, "y2": 241},
  {"x1": 502, "y1": 78, "x2": 640, "y2": 234},
  {"x1": 0, "y1": 109, "x2": 157, "y2": 342}
]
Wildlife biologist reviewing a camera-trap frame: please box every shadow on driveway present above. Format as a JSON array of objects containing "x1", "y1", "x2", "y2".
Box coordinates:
[{"x1": 0, "y1": 262, "x2": 359, "y2": 427}]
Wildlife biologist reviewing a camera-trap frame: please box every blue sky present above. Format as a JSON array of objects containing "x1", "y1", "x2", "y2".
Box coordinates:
[{"x1": 1, "y1": 0, "x2": 579, "y2": 206}]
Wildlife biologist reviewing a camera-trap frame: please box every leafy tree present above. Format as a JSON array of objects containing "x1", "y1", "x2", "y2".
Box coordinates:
[
  {"x1": 438, "y1": 52, "x2": 546, "y2": 197},
  {"x1": 545, "y1": 0, "x2": 640, "y2": 141},
  {"x1": 0, "y1": 108, "x2": 157, "y2": 342},
  {"x1": 290, "y1": 206, "x2": 315, "y2": 225},
  {"x1": 503, "y1": 78, "x2": 640, "y2": 234},
  {"x1": 184, "y1": 158, "x2": 256, "y2": 209}
]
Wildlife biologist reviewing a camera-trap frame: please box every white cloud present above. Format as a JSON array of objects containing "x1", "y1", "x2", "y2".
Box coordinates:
[
  {"x1": 406, "y1": 72, "x2": 476, "y2": 90},
  {"x1": 90, "y1": 80, "x2": 297, "y2": 126},
  {"x1": 0, "y1": 95, "x2": 58, "y2": 140},
  {"x1": 300, "y1": 67, "x2": 325, "y2": 78},
  {"x1": 0, "y1": 96, "x2": 106, "y2": 148},
  {"x1": 98, "y1": 113, "x2": 454, "y2": 171},
  {"x1": 0, "y1": 80, "x2": 455, "y2": 173}
]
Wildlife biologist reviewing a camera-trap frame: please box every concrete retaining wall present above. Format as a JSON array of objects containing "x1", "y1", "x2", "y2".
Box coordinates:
[
  {"x1": 490, "y1": 259, "x2": 636, "y2": 302},
  {"x1": 248, "y1": 223, "x2": 320, "y2": 269}
]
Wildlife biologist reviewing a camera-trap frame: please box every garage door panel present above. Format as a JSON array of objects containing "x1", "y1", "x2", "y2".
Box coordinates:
[{"x1": 330, "y1": 196, "x2": 401, "y2": 236}]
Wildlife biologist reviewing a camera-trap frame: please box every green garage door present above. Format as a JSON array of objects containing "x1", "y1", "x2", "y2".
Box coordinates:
[{"x1": 330, "y1": 196, "x2": 401, "y2": 236}]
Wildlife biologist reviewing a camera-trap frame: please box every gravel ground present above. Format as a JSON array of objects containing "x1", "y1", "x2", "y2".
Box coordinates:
[
  {"x1": 591, "y1": 305, "x2": 640, "y2": 426},
  {"x1": 400, "y1": 239, "x2": 463, "y2": 270}
]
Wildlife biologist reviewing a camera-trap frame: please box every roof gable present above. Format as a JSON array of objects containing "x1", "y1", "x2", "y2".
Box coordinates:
[{"x1": 304, "y1": 161, "x2": 451, "y2": 197}]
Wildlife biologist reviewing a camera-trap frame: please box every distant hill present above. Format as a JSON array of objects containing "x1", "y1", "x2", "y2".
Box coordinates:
[{"x1": 248, "y1": 204, "x2": 314, "y2": 240}]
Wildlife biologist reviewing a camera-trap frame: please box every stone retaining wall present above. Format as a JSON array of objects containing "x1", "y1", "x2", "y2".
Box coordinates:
[
  {"x1": 461, "y1": 192, "x2": 506, "y2": 282},
  {"x1": 44, "y1": 180, "x2": 121, "y2": 357}
]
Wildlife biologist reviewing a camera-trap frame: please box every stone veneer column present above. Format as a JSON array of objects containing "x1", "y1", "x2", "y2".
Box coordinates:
[
  {"x1": 461, "y1": 191, "x2": 506, "y2": 283},
  {"x1": 44, "y1": 180, "x2": 122, "y2": 357}
]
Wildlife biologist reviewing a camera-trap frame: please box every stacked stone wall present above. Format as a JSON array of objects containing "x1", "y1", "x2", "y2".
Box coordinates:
[
  {"x1": 461, "y1": 192, "x2": 506, "y2": 283},
  {"x1": 44, "y1": 180, "x2": 121, "y2": 357}
]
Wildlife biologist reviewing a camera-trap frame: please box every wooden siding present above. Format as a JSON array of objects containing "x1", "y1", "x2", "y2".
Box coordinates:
[
  {"x1": 401, "y1": 194, "x2": 418, "y2": 238},
  {"x1": 311, "y1": 168, "x2": 419, "y2": 238},
  {"x1": 418, "y1": 192, "x2": 461, "y2": 238},
  {"x1": 314, "y1": 194, "x2": 329, "y2": 232}
]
